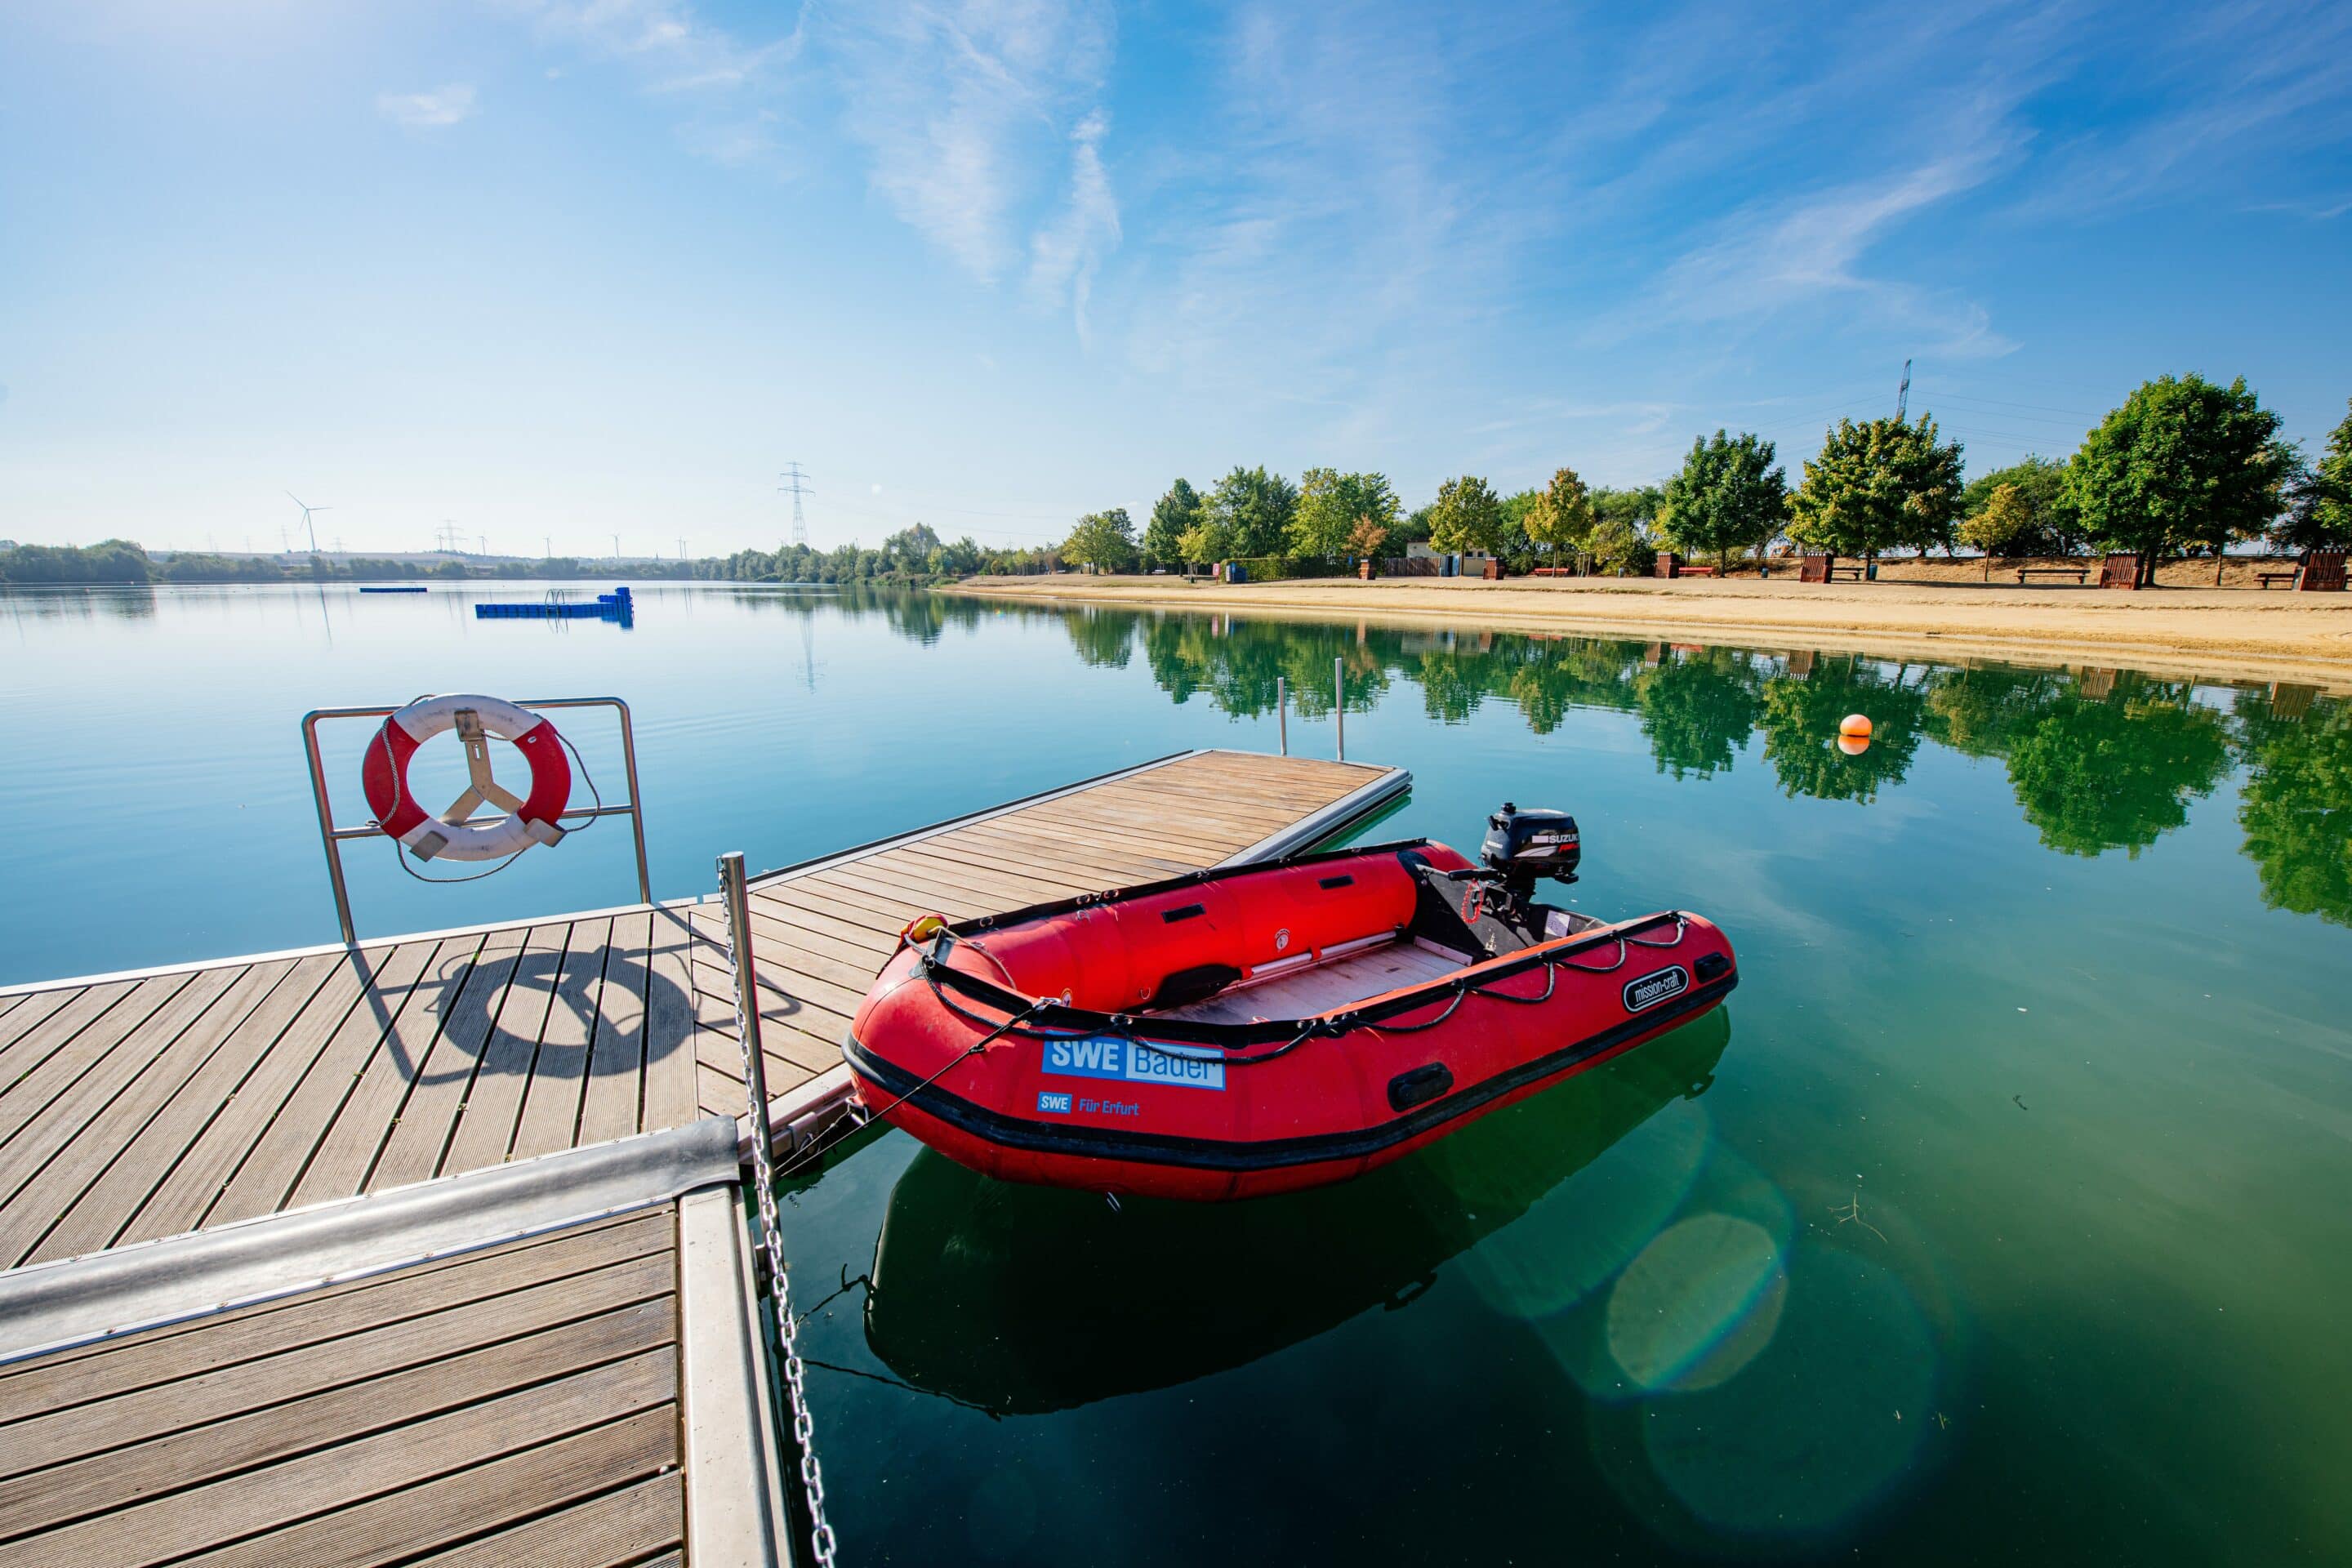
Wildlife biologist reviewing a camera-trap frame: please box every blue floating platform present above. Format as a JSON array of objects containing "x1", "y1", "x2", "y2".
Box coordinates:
[{"x1": 474, "y1": 586, "x2": 634, "y2": 625}]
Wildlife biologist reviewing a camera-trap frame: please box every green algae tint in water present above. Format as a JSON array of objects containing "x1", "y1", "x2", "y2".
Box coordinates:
[{"x1": 2, "y1": 586, "x2": 2349, "y2": 1562}]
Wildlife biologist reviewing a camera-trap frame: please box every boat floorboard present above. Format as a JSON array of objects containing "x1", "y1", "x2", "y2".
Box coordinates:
[{"x1": 0, "y1": 750, "x2": 1398, "y2": 1264}]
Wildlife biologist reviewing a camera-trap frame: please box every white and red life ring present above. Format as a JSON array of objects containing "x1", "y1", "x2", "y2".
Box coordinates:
[{"x1": 360, "y1": 693, "x2": 572, "y2": 862}]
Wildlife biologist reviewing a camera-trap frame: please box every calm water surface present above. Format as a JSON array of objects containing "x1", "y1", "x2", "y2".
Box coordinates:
[{"x1": 3, "y1": 581, "x2": 2348, "y2": 1562}]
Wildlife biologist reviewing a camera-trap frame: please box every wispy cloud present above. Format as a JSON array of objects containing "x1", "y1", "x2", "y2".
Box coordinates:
[
  {"x1": 1633, "y1": 143, "x2": 2020, "y2": 358},
  {"x1": 828, "y1": 1, "x2": 1115, "y2": 283},
  {"x1": 1027, "y1": 110, "x2": 1120, "y2": 340},
  {"x1": 377, "y1": 84, "x2": 478, "y2": 129},
  {"x1": 514, "y1": 0, "x2": 805, "y2": 164}
]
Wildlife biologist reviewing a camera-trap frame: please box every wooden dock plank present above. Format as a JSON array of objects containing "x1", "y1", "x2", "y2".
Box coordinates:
[
  {"x1": 0, "y1": 1210, "x2": 670, "y2": 1419},
  {"x1": 168, "y1": 1405, "x2": 679, "y2": 1568},
  {"x1": 436, "y1": 923, "x2": 574, "y2": 1179},
  {"x1": 0, "y1": 974, "x2": 198, "y2": 1153},
  {"x1": 15, "y1": 1351, "x2": 676, "y2": 1566},
  {"x1": 0, "y1": 983, "x2": 99, "y2": 1062},
  {"x1": 0, "y1": 969, "x2": 240, "y2": 1251},
  {"x1": 406, "y1": 1470, "x2": 683, "y2": 1567},
  {"x1": 576, "y1": 910, "x2": 656, "y2": 1148},
  {"x1": 0, "y1": 1296, "x2": 673, "y2": 1537},
  {"x1": 202, "y1": 940, "x2": 444, "y2": 1230},
  {"x1": 639, "y1": 909, "x2": 702, "y2": 1136},
  {"x1": 283, "y1": 937, "x2": 484, "y2": 1211},
  {"x1": 110, "y1": 953, "x2": 386, "y2": 1246},
  {"x1": 13, "y1": 960, "x2": 302, "y2": 1267},
  {"x1": 0, "y1": 1250, "x2": 675, "y2": 1477},
  {"x1": 362, "y1": 925, "x2": 533, "y2": 1192},
  {"x1": 510, "y1": 918, "x2": 618, "y2": 1161}
]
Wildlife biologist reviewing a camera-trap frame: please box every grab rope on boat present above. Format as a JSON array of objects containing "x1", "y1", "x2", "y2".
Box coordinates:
[{"x1": 911, "y1": 911, "x2": 1692, "y2": 1067}]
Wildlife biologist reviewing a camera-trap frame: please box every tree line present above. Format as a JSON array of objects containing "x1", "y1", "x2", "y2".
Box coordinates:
[
  {"x1": 1049, "y1": 377, "x2": 2352, "y2": 582},
  {"x1": 0, "y1": 540, "x2": 711, "y2": 586}
]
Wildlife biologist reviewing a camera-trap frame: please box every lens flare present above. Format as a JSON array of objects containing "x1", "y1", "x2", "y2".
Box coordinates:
[
  {"x1": 1605, "y1": 1214, "x2": 1787, "y2": 1392},
  {"x1": 1463, "y1": 1097, "x2": 1710, "y2": 1321},
  {"x1": 1632, "y1": 1244, "x2": 1941, "y2": 1540}
]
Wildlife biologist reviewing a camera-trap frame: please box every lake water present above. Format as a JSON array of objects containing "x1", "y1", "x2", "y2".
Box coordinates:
[{"x1": 3, "y1": 581, "x2": 2348, "y2": 1562}]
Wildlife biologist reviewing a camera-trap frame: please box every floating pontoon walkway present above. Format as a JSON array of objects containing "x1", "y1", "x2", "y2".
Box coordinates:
[{"x1": 0, "y1": 748, "x2": 1408, "y2": 1565}]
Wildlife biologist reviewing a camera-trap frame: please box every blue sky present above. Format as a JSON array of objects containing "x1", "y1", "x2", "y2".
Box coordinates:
[{"x1": 2, "y1": 0, "x2": 2347, "y2": 557}]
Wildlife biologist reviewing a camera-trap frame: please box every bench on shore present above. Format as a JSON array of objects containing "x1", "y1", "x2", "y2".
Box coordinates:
[
  {"x1": 2259, "y1": 571, "x2": 2300, "y2": 590},
  {"x1": 1677, "y1": 564, "x2": 1718, "y2": 577},
  {"x1": 1825, "y1": 564, "x2": 1866, "y2": 581},
  {"x1": 2017, "y1": 565, "x2": 2091, "y2": 585}
]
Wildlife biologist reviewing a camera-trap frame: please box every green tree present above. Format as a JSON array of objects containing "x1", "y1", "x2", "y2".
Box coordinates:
[
  {"x1": 1290, "y1": 469, "x2": 1401, "y2": 559},
  {"x1": 1060, "y1": 508, "x2": 1138, "y2": 573},
  {"x1": 1659, "y1": 431, "x2": 1786, "y2": 567},
  {"x1": 1958, "y1": 456, "x2": 2079, "y2": 555},
  {"x1": 1206, "y1": 466, "x2": 1298, "y2": 558},
  {"x1": 2065, "y1": 374, "x2": 2296, "y2": 581},
  {"x1": 1427, "y1": 475, "x2": 1505, "y2": 554},
  {"x1": 2274, "y1": 400, "x2": 2352, "y2": 552},
  {"x1": 1178, "y1": 515, "x2": 1234, "y2": 568},
  {"x1": 1144, "y1": 479, "x2": 1202, "y2": 570},
  {"x1": 1958, "y1": 483, "x2": 2038, "y2": 555},
  {"x1": 1392, "y1": 506, "x2": 1436, "y2": 549},
  {"x1": 1788, "y1": 415, "x2": 1965, "y2": 559},
  {"x1": 1522, "y1": 467, "x2": 1596, "y2": 559}
]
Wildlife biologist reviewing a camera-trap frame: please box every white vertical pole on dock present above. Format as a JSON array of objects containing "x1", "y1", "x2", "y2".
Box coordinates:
[
  {"x1": 1334, "y1": 657, "x2": 1345, "y2": 761},
  {"x1": 1277, "y1": 677, "x2": 1288, "y2": 755}
]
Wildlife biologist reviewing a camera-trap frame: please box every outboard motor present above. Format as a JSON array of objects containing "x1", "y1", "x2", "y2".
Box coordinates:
[{"x1": 1481, "y1": 803, "x2": 1580, "y2": 908}]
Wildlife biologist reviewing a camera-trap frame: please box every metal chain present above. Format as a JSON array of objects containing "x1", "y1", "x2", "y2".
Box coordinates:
[{"x1": 719, "y1": 919, "x2": 840, "y2": 1567}]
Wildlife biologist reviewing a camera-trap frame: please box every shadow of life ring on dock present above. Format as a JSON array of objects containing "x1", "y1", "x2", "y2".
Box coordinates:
[{"x1": 361, "y1": 693, "x2": 572, "y2": 862}]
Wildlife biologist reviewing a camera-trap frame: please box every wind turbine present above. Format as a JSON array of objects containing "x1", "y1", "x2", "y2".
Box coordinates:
[{"x1": 286, "y1": 492, "x2": 332, "y2": 554}]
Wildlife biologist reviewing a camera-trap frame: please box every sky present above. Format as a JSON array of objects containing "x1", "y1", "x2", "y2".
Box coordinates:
[{"x1": 1, "y1": 0, "x2": 2348, "y2": 559}]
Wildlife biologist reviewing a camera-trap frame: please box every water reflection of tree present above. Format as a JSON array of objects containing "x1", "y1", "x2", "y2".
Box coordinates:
[
  {"x1": 1926, "y1": 668, "x2": 2234, "y2": 856},
  {"x1": 1140, "y1": 617, "x2": 1391, "y2": 719},
  {"x1": 1637, "y1": 648, "x2": 1766, "y2": 779},
  {"x1": 1058, "y1": 607, "x2": 1138, "y2": 670},
  {"x1": 1758, "y1": 657, "x2": 1927, "y2": 803},
  {"x1": 830, "y1": 592, "x2": 2350, "y2": 900},
  {"x1": 2234, "y1": 693, "x2": 2352, "y2": 924}
]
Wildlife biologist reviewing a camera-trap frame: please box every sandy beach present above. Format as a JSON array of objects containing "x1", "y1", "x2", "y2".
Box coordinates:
[{"x1": 951, "y1": 572, "x2": 2352, "y2": 688}]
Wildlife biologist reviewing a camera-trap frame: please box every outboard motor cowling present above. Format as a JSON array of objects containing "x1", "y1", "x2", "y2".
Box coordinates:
[{"x1": 1481, "y1": 802, "x2": 1579, "y2": 906}]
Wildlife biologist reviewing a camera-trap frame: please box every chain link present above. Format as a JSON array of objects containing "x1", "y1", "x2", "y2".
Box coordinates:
[{"x1": 721, "y1": 924, "x2": 840, "y2": 1568}]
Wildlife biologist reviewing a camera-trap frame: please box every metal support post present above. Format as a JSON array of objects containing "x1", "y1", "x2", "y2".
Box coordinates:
[
  {"x1": 1334, "y1": 657, "x2": 1346, "y2": 761},
  {"x1": 1276, "y1": 677, "x2": 1288, "y2": 755}
]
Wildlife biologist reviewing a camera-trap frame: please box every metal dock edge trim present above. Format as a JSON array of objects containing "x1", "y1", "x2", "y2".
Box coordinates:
[
  {"x1": 1214, "y1": 764, "x2": 1414, "y2": 866},
  {"x1": 678, "y1": 1186, "x2": 794, "y2": 1568},
  {"x1": 0, "y1": 1115, "x2": 743, "y2": 1365}
]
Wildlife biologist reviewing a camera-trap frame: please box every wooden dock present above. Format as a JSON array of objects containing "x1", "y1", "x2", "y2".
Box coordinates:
[{"x1": 0, "y1": 748, "x2": 1408, "y2": 1564}]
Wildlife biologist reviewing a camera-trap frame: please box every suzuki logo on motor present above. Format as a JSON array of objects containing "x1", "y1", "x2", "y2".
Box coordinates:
[{"x1": 1623, "y1": 965, "x2": 1690, "y2": 1013}]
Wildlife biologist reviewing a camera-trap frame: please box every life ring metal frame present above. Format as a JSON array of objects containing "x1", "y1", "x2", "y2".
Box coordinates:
[{"x1": 302, "y1": 696, "x2": 652, "y2": 945}]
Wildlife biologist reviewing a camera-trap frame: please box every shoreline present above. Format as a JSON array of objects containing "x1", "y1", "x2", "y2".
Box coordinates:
[{"x1": 947, "y1": 574, "x2": 2352, "y2": 691}]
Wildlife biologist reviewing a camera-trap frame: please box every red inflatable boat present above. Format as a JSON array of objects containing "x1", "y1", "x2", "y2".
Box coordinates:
[{"x1": 843, "y1": 804, "x2": 1738, "y2": 1200}]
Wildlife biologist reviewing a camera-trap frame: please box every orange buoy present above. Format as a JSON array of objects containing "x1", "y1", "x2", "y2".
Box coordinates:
[{"x1": 1839, "y1": 713, "x2": 1873, "y2": 739}]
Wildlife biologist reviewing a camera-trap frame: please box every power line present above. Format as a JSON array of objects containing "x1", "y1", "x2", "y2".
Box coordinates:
[{"x1": 778, "y1": 462, "x2": 813, "y2": 548}]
